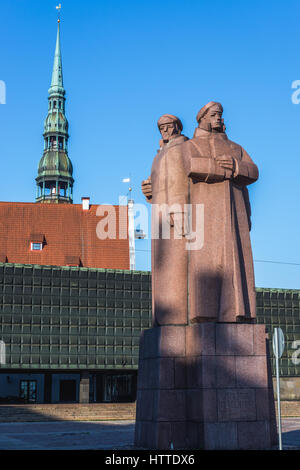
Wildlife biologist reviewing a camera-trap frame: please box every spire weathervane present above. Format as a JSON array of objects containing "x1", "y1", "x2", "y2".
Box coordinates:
[{"x1": 56, "y1": 3, "x2": 62, "y2": 23}]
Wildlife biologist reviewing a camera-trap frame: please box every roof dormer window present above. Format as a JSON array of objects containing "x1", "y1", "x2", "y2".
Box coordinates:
[
  {"x1": 31, "y1": 242, "x2": 43, "y2": 251},
  {"x1": 30, "y1": 233, "x2": 45, "y2": 252}
]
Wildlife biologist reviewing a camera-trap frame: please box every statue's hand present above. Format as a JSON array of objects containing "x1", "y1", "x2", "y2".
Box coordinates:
[
  {"x1": 141, "y1": 178, "x2": 152, "y2": 200},
  {"x1": 216, "y1": 155, "x2": 235, "y2": 173}
]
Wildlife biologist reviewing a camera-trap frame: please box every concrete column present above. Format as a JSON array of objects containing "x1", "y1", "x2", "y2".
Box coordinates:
[{"x1": 79, "y1": 372, "x2": 89, "y2": 404}]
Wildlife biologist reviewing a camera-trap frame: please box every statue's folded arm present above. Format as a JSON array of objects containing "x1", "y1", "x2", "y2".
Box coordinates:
[
  {"x1": 183, "y1": 142, "x2": 258, "y2": 186},
  {"x1": 183, "y1": 142, "x2": 226, "y2": 183},
  {"x1": 233, "y1": 148, "x2": 259, "y2": 186},
  {"x1": 187, "y1": 156, "x2": 226, "y2": 182}
]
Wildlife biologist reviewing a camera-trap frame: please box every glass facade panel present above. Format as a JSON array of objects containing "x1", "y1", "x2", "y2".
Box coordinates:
[{"x1": 0, "y1": 265, "x2": 299, "y2": 377}]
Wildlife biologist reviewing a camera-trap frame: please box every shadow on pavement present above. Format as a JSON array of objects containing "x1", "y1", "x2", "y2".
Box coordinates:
[{"x1": 0, "y1": 420, "x2": 136, "y2": 450}]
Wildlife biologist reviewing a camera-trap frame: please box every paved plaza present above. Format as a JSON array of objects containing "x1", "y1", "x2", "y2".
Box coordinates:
[
  {"x1": 0, "y1": 420, "x2": 136, "y2": 450},
  {"x1": 0, "y1": 419, "x2": 298, "y2": 450},
  {"x1": 282, "y1": 418, "x2": 300, "y2": 448}
]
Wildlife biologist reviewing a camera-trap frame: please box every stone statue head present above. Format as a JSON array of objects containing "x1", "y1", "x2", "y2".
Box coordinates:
[
  {"x1": 157, "y1": 114, "x2": 183, "y2": 143},
  {"x1": 196, "y1": 102, "x2": 224, "y2": 133}
]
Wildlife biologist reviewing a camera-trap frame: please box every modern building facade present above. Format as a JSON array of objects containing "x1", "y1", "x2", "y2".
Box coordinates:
[
  {"x1": 0, "y1": 262, "x2": 299, "y2": 404},
  {"x1": 0, "y1": 263, "x2": 151, "y2": 403}
]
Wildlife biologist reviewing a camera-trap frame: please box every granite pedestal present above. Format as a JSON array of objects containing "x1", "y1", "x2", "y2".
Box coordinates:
[{"x1": 134, "y1": 323, "x2": 277, "y2": 450}]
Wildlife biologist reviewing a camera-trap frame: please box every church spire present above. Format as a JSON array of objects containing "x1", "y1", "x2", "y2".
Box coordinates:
[
  {"x1": 36, "y1": 13, "x2": 74, "y2": 204},
  {"x1": 50, "y1": 20, "x2": 64, "y2": 92}
]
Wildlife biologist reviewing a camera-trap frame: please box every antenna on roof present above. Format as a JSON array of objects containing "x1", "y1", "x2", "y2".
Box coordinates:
[
  {"x1": 122, "y1": 177, "x2": 135, "y2": 270},
  {"x1": 122, "y1": 177, "x2": 133, "y2": 200}
]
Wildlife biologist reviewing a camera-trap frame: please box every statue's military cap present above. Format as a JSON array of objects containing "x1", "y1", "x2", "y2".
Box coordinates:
[
  {"x1": 157, "y1": 114, "x2": 183, "y2": 132},
  {"x1": 196, "y1": 102, "x2": 223, "y2": 123}
]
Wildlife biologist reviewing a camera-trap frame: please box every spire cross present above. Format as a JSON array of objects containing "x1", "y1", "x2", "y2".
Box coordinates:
[{"x1": 56, "y1": 3, "x2": 62, "y2": 23}]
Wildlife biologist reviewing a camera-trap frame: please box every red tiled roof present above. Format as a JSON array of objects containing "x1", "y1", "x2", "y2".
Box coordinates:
[{"x1": 0, "y1": 202, "x2": 129, "y2": 270}]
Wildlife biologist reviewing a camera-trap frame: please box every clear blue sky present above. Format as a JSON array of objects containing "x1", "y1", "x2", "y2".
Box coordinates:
[{"x1": 0, "y1": 0, "x2": 300, "y2": 288}]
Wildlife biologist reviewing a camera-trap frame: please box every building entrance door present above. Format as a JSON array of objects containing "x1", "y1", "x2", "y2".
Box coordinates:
[
  {"x1": 59, "y1": 380, "x2": 77, "y2": 402},
  {"x1": 103, "y1": 375, "x2": 133, "y2": 402},
  {"x1": 20, "y1": 380, "x2": 37, "y2": 403}
]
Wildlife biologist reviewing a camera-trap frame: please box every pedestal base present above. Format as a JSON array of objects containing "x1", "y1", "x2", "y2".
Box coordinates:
[{"x1": 134, "y1": 323, "x2": 277, "y2": 450}]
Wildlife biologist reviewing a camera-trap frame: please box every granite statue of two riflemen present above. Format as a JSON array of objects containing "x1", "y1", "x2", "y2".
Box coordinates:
[{"x1": 135, "y1": 103, "x2": 277, "y2": 450}]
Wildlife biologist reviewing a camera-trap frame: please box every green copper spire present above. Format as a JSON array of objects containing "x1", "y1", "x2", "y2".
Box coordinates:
[
  {"x1": 36, "y1": 19, "x2": 74, "y2": 204},
  {"x1": 49, "y1": 21, "x2": 64, "y2": 95}
]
